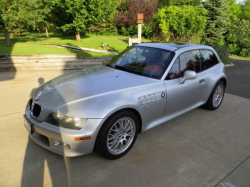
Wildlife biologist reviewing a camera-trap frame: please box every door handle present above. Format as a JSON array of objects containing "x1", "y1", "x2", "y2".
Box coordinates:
[{"x1": 199, "y1": 79, "x2": 205, "y2": 84}]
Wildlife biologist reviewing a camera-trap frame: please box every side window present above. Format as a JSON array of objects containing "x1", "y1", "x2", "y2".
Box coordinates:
[
  {"x1": 200, "y1": 50, "x2": 219, "y2": 70},
  {"x1": 179, "y1": 50, "x2": 201, "y2": 77},
  {"x1": 166, "y1": 58, "x2": 180, "y2": 80}
]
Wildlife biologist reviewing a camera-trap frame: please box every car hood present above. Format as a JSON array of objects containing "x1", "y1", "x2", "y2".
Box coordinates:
[{"x1": 33, "y1": 66, "x2": 157, "y2": 108}]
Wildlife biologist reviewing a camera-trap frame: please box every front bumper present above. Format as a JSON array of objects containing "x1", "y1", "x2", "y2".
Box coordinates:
[{"x1": 24, "y1": 108, "x2": 104, "y2": 157}]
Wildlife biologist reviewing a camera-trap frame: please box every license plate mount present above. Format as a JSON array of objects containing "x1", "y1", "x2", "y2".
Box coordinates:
[{"x1": 24, "y1": 115, "x2": 33, "y2": 134}]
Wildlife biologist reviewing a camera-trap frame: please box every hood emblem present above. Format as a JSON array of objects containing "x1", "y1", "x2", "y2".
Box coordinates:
[
  {"x1": 35, "y1": 91, "x2": 43, "y2": 101},
  {"x1": 161, "y1": 92, "x2": 166, "y2": 98}
]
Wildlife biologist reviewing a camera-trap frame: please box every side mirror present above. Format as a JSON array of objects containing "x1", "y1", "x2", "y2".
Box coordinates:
[{"x1": 179, "y1": 70, "x2": 197, "y2": 84}]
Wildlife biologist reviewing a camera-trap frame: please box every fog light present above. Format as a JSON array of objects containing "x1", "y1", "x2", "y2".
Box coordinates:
[
  {"x1": 63, "y1": 143, "x2": 70, "y2": 149},
  {"x1": 54, "y1": 140, "x2": 61, "y2": 146},
  {"x1": 54, "y1": 140, "x2": 70, "y2": 149}
]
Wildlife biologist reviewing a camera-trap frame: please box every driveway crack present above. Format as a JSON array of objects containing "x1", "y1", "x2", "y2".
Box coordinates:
[
  {"x1": 213, "y1": 155, "x2": 250, "y2": 187},
  {"x1": 0, "y1": 111, "x2": 23, "y2": 118}
]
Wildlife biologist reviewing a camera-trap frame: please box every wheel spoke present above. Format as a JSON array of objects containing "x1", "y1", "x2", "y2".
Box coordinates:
[
  {"x1": 112, "y1": 141, "x2": 120, "y2": 151},
  {"x1": 118, "y1": 119, "x2": 124, "y2": 131},
  {"x1": 124, "y1": 122, "x2": 133, "y2": 132},
  {"x1": 122, "y1": 120, "x2": 129, "y2": 130},
  {"x1": 218, "y1": 86, "x2": 222, "y2": 94},
  {"x1": 108, "y1": 138, "x2": 118, "y2": 146},
  {"x1": 108, "y1": 134, "x2": 117, "y2": 141},
  {"x1": 111, "y1": 124, "x2": 119, "y2": 132},
  {"x1": 124, "y1": 130, "x2": 133, "y2": 137}
]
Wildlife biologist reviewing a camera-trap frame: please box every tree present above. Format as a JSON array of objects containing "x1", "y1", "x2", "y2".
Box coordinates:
[
  {"x1": 154, "y1": 5, "x2": 207, "y2": 41},
  {"x1": 86, "y1": 0, "x2": 120, "y2": 35},
  {"x1": 36, "y1": 0, "x2": 55, "y2": 38},
  {"x1": 115, "y1": 0, "x2": 158, "y2": 36},
  {"x1": 172, "y1": 0, "x2": 201, "y2": 6},
  {"x1": 52, "y1": 0, "x2": 88, "y2": 41},
  {"x1": 202, "y1": 0, "x2": 228, "y2": 44},
  {"x1": 225, "y1": 0, "x2": 241, "y2": 21},
  {"x1": 0, "y1": 0, "x2": 39, "y2": 46},
  {"x1": 239, "y1": 0, "x2": 250, "y2": 21},
  {"x1": 115, "y1": 0, "x2": 158, "y2": 27},
  {"x1": 158, "y1": 0, "x2": 171, "y2": 8},
  {"x1": 158, "y1": 0, "x2": 201, "y2": 8},
  {"x1": 225, "y1": 19, "x2": 250, "y2": 56}
]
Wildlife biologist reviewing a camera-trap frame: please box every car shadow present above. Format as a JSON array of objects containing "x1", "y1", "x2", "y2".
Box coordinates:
[
  {"x1": 0, "y1": 46, "x2": 16, "y2": 81},
  {"x1": 21, "y1": 43, "x2": 118, "y2": 186},
  {"x1": 21, "y1": 77, "x2": 70, "y2": 187}
]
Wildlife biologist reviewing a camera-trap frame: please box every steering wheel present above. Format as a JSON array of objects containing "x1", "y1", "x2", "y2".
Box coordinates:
[
  {"x1": 144, "y1": 63, "x2": 166, "y2": 74},
  {"x1": 155, "y1": 63, "x2": 166, "y2": 68}
]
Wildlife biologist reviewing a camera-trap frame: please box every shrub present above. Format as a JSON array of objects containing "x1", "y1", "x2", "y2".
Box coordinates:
[
  {"x1": 115, "y1": 0, "x2": 158, "y2": 36},
  {"x1": 119, "y1": 25, "x2": 138, "y2": 36},
  {"x1": 225, "y1": 19, "x2": 250, "y2": 57},
  {"x1": 212, "y1": 44, "x2": 230, "y2": 64},
  {"x1": 153, "y1": 6, "x2": 207, "y2": 42}
]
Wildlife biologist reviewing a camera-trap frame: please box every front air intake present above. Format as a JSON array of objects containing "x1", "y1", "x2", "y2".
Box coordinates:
[
  {"x1": 32, "y1": 104, "x2": 41, "y2": 117},
  {"x1": 29, "y1": 99, "x2": 33, "y2": 110}
]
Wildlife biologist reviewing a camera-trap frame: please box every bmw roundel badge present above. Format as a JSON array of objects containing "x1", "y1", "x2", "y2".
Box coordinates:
[
  {"x1": 161, "y1": 92, "x2": 166, "y2": 98},
  {"x1": 35, "y1": 91, "x2": 43, "y2": 101}
]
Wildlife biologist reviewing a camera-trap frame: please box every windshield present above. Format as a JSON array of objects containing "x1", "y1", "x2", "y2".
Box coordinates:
[{"x1": 107, "y1": 46, "x2": 175, "y2": 80}]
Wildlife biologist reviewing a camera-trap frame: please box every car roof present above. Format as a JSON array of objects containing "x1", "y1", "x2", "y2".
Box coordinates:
[{"x1": 137, "y1": 43, "x2": 211, "y2": 52}]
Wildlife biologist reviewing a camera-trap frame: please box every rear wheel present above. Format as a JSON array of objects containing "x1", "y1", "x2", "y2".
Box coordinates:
[
  {"x1": 203, "y1": 80, "x2": 225, "y2": 110},
  {"x1": 95, "y1": 110, "x2": 138, "y2": 160}
]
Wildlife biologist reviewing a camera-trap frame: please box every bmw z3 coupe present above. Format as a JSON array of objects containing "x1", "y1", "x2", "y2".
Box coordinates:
[{"x1": 24, "y1": 43, "x2": 227, "y2": 159}]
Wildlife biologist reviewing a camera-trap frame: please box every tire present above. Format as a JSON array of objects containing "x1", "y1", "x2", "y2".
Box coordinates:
[
  {"x1": 95, "y1": 110, "x2": 139, "y2": 160},
  {"x1": 203, "y1": 80, "x2": 225, "y2": 110}
]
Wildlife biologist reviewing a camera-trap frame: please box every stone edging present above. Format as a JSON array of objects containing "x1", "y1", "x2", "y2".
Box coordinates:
[{"x1": 0, "y1": 54, "x2": 112, "y2": 71}]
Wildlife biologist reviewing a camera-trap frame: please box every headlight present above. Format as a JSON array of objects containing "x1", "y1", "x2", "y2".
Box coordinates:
[{"x1": 45, "y1": 113, "x2": 87, "y2": 130}]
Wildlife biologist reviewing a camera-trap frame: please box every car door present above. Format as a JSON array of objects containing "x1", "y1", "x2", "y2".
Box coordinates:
[{"x1": 163, "y1": 50, "x2": 207, "y2": 115}]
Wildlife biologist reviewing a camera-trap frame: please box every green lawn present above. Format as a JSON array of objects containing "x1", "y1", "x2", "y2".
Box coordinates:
[
  {"x1": 230, "y1": 55, "x2": 250, "y2": 61},
  {"x1": 3, "y1": 33, "x2": 244, "y2": 63},
  {"x1": 0, "y1": 42, "x2": 113, "y2": 57},
  {"x1": 0, "y1": 33, "x2": 152, "y2": 57}
]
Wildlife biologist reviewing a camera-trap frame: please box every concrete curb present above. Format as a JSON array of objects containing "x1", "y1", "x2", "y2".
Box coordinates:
[{"x1": 225, "y1": 63, "x2": 235, "y2": 67}]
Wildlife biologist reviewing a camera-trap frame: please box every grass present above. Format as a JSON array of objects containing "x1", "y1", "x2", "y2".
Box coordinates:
[
  {"x1": 0, "y1": 42, "x2": 112, "y2": 57},
  {"x1": 0, "y1": 32, "x2": 152, "y2": 57},
  {"x1": 3, "y1": 32, "x2": 246, "y2": 64},
  {"x1": 230, "y1": 54, "x2": 250, "y2": 61}
]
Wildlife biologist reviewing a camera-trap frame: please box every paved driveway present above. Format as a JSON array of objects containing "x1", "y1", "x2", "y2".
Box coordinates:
[
  {"x1": 226, "y1": 58, "x2": 250, "y2": 99},
  {"x1": 0, "y1": 60, "x2": 250, "y2": 187}
]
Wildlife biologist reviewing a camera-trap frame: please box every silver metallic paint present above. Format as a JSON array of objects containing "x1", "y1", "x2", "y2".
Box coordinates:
[{"x1": 25, "y1": 44, "x2": 227, "y2": 157}]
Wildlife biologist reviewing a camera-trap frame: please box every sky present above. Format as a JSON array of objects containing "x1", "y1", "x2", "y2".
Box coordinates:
[{"x1": 237, "y1": 0, "x2": 244, "y2": 3}]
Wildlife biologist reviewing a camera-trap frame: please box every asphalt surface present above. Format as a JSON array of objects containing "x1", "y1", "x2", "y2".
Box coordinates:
[
  {"x1": 226, "y1": 58, "x2": 250, "y2": 99},
  {"x1": 0, "y1": 60, "x2": 250, "y2": 187}
]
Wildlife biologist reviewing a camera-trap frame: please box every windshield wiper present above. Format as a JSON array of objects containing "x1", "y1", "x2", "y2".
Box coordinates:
[
  {"x1": 106, "y1": 64, "x2": 114, "y2": 68},
  {"x1": 114, "y1": 65, "x2": 141, "y2": 75}
]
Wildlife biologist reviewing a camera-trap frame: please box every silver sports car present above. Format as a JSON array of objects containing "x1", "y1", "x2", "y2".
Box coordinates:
[{"x1": 24, "y1": 43, "x2": 227, "y2": 159}]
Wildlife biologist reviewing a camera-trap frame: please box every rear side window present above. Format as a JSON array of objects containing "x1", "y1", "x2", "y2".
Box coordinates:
[
  {"x1": 200, "y1": 50, "x2": 219, "y2": 70},
  {"x1": 166, "y1": 50, "x2": 201, "y2": 80},
  {"x1": 166, "y1": 58, "x2": 180, "y2": 80},
  {"x1": 179, "y1": 50, "x2": 201, "y2": 77}
]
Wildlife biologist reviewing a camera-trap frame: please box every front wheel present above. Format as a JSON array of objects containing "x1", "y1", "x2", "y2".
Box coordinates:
[
  {"x1": 203, "y1": 80, "x2": 225, "y2": 110},
  {"x1": 95, "y1": 110, "x2": 139, "y2": 160}
]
